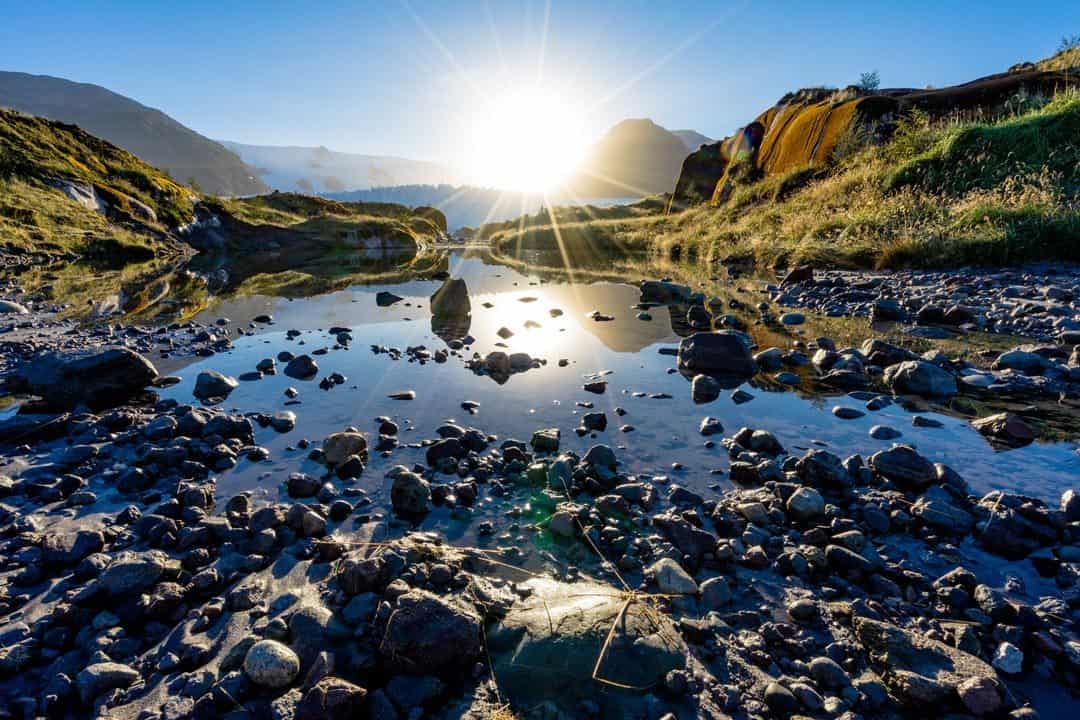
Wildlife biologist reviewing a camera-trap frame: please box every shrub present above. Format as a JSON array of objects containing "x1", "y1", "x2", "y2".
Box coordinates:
[{"x1": 858, "y1": 70, "x2": 880, "y2": 92}]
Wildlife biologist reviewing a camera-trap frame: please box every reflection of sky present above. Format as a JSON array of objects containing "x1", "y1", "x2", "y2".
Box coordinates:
[{"x1": 166, "y1": 253, "x2": 1079, "y2": 511}]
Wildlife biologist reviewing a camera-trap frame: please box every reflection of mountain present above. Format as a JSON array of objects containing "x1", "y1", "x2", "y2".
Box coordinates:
[
  {"x1": 220, "y1": 141, "x2": 459, "y2": 195},
  {"x1": 534, "y1": 283, "x2": 681, "y2": 353}
]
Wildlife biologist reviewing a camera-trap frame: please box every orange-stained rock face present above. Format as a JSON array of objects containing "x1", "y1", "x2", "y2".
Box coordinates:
[{"x1": 667, "y1": 67, "x2": 1080, "y2": 211}]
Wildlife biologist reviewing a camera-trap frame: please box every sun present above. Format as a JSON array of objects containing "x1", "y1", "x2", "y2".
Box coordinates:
[{"x1": 466, "y1": 87, "x2": 588, "y2": 193}]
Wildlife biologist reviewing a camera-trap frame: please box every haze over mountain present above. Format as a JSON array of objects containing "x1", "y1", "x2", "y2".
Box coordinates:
[
  {"x1": 672, "y1": 129, "x2": 713, "y2": 151},
  {"x1": 561, "y1": 118, "x2": 691, "y2": 198},
  {"x1": 0, "y1": 71, "x2": 267, "y2": 197},
  {"x1": 220, "y1": 141, "x2": 460, "y2": 195}
]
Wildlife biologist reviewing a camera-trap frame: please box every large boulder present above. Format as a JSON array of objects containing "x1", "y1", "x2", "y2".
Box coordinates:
[
  {"x1": 430, "y1": 278, "x2": 471, "y2": 317},
  {"x1": 11, "y1": 348, "x2": 158, "y2": 409},
  {"x1": 487, "y1": 578, "x2": 688, "y2": 709},
  {"x1": 380, "y1": 590, "x2": 481, "y2": 674},
  {"x1": 884, "y1": 360, "x2": 957, "y2": 398},
  {"x1": 677, "y1": 331, "x2": 756, "y2": 379},
  {"x1": 971, "y1": 412, "x2": 1035, "y2": 448},
  {"x1": 868, "y1": 445, "x2": 937, "y2": 489},
  {"x1": 322, "y1": 432, "x2": 368, "y2": 466},
  {"x1": 193, "y1": 370, "x2": 238, "y2": 401},
  {"x1": 853, "y1": 617, "x2": 1002, "y2": 710},
  {"x1": 244, "y1": 639, "x2": 301, "y2": 688}
]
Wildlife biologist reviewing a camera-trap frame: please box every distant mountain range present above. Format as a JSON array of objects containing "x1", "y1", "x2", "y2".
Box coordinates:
[
  {"x1": 220, "y1": 141, "x2": 461, "y2": 195},
  {"x1": 327, "y1": 185, "x2": 544, "y2": 231},
  {"x1": 561, "y1": 118, "x2": 695, "y2": 198},
  {"x1": 672, "y1": 129, "x2": 713, "y2": 151},
  {"x1": 0, "y1": 71, "x2": 267, "y2": 196}
]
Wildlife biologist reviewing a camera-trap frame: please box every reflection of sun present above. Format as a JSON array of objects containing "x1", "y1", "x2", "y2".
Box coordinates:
[
  {"x1": 475, "y1": 292, "x2": 571, "y2": 357},
  {"x1": 466, "y1": 87, "x2": 588, "y2": 192}
]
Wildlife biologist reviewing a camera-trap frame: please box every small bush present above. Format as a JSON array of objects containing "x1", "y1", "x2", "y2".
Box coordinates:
[{"x1": 858, "y1": 70, "x2": 880, "y2": 92}]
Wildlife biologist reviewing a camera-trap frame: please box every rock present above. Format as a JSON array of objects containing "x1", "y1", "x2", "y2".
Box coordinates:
[
  {"x1": 833, "y1": 406, "x2": 864, "y2": 419},
  {"x1": 296, "y1": 677, "x2": 367, "y2": 720},
  {"x1": 780, "y1": 312, "x2": 805, "y2": 325},
  {"x1": 376, "y1": 291, "x2": 403, "y2": 306},
  {"x1": 809, "y1": 656, "x2": 849, "y2": 689},
  {"x1": 0, "y1": 300, "x2": 30, "y2": 314},
  {"x1": 244, "y1": 639, "x2": 301, "y2": 688},
  {"x1": 957, "y1": 676, "x2": 1003, "y2": 716},
  {"x1": 691, "y1": 374, "x2": 721, "y2": 402},
  {"x1": 647, "y1": 558, "x2": 698, "y2": 595},
  {"x1": 284, "y1": 355, "x2": 319, "y2": 380},
  {"x1": 699, "y1": 416, "x2": 724, "y2": 436},
  {"x1": 193, "y1": 370, "x2": 238, "y2": 400},
  {"x1": 972, "y1": 413, "x2": 1035, "y2": 448},
  {"x1": 911, "y1": 486, "x2": 974, "y2": 533},
  {"x1": 699, "y1": 577, "x2": 731, "y2": 609},
  {"x1": 640, "y1": 280, "x2": 692, "y2": 303},
  {"x1": 548, "y1": 509, "x2": 577, "y2": 538},
  {"x1": 763, "y1": 682, "x2": 798, "y2": 715},
  {"x1": 883, "y1": 360, "x2": 957, "y2": 398},
  {"x1": 430, "y1": 278, "x2": 471, "y2": 316},
  {"x1": 781, "y1": 265, "x2": 814, "y2": 285},
  {"x1": 530, "y1": 428, "x2": 560, "y2": 453},
  {"x1": 1063, "y1": 489, "x2": 1080, "y2": 522},
  {"x1": 869, "y1": 424, "x2": 902, "y2": 440},
  {"x1": 287, "y1": 473, "x2": 321, "y2": 498},
  {"x1": 488, "y1": 577, "x2": 687, "y2": 709},
  {"x1": 854, "y1": 617, "x2": 1000, "y2": 708},
  {"x1": 381, "y1": 590, "x2": 481, "y2": 673},
  {"x1": 795, "y1": 449, "x2": 851, "y2": 489},
  {"x1": 992, "y1": 642, "x2": 1023, "y2": 675},
  {"x1": 10, "y1": 347, "x2": 158, "y2": 409},
  {"x1": 390, "y1": 471, "x2": 431, "y2": 515},
  {"x1": 868, "y1": 445, "x2": 936, "y2": 489},
  {"x1": 677, "y1": 331, "x2": 755, "y2": 378},
  {"x1": 42, "y1": 530, "x2": 104, "y2": 566},
  {"x1": 992, "y1": 350, "x2": 1046, "y2": 374},
  {"x1": 787, "y1": 487, "x2": 825, "y2": 520},
  {"x1": 322, "y1": 432, "x2": 367, "y2": 466},
  {"x1": 76, "y1": 662, "x2": 140, "y2": 703},
  {"x1": 100, "y1": 552, "x2": 166, "y2": 594}
]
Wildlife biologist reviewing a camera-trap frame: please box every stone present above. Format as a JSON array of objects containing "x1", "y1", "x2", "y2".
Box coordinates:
[
  {"x1": 691, "y1": 374, "x2": 721, "y2": 402},
  {"x1": 699, "y1": 416, "x2": 724, "y2": 436},
  {"x1": 76, "y1": 662, "x2": 140, "y2": 703},
  {"x1": 380, "y1": 590, "x2": 481, "y2": 673},
  {"x1": 868, "y1": 445, "x2": 936, "y2": 489},
  {"x1": 42, "y1": 530, "x2": 104, "y2": 566},
  {"x1": 244, "y1": 639, "x2": 301, "y2": 688},
  {"x1": 957, "y1": 676, "x2": 1003, "y2": 716},
  {"x1": 699, "y1": 577, "x2": 731, "y2": 609},
  {"x1": 390, "y1": 471, "x2": 431, "y2": 515},
  {"x1": 992, "y1": 350, "x2": 1046, "y2": 374},
  {"x1": 883, "y1": 360, "x2": 957, "y2": 398},
  {"x1": 429, "y1": 278, "x2": 471, "y2": 316},
  {"x1": 322, "y1": 432, "x2": 367, "y2": 465},
  {"x1": 530, "y1": 428, "x2": 560, "y2": 453},
  {"x1": 0, "y1": 300, "x2": 30, "y2": 314},
  {"x1": 787, "y1": 487, "x2": 825, "y2": 521},
  {"x1": 10, "y1": 347, "x2": 158, "y2": 409},
  {"x1": 647, "y1": 558, "x2": 698, "y2": 595},
  {"x1": 488, "y1": 577, "x2": 687, "y2": 709},
  {"x1": 992, "y1": 642, "x2": 1023, "y2": 674},
  {"x1": 677, "y1": 331, "x2": 755, "y2": 378},
  {"x1": 284, "y1": 355, "x2": 319, "y2": 379},
  {"x1": 763, "y1": 682, "x2": 798, "y2": 715},
  {"x1": 376, "y1": 291, "x2": 403, "y2": 306},
  {"x1": 193, "y1": 370, "x2": 238, "y2": 400},
  {"x1": 972, "y1": 413, "x2": 1035, "y2": 448},
  {"x1": 100, "y1": 552, "x2": 166, "y2": 594},
  {"x1": 809, "y1": 656, "x2": 849, "y2": 688}
]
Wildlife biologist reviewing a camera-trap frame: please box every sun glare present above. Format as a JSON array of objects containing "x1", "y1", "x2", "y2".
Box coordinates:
[{"x1": 466, "y1": 87, "x2": 588, "y2": 193}]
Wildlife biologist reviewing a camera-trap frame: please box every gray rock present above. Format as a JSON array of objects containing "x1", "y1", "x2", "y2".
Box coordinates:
[
  {"x1": 322, "y1": 432, "x2": 367, "y2": 466},
  {"x1": 0, "y1": 300, "x2": 30, "y2": 314},
  {"x1": 972, "y1": 412, "x2": 1035, "y2": 448},
  {"x1": 295, "y1": 677, "x2": 368, "y2": 720},
  {"x1": 76, "y1": 662, "x2": 140, "y2": 703},
  {"x1": 883, "y1": 360, "x2": 957, "y2": 398},
  {"x1": 100, "y1": 552, "x2": 166, "y2": 594},
  {"x1": 390, "y1": 471, "x2": 431, "y2": 515},
  {"x1": 787, "y1": 487, "x2": 825, "y2": 521},
  {"x1": 647, "y1": 558, "x2": 698, "y2": 595},
  {"x1": 868, "y1": 445, "x2": 936, "y2": 489},
  {"x1": 380, "y1": 590, "x2": 481, "y2": 673},
  {"x1": 193, "y1": 370, "x2": 238, "y2": 400},
  {"x1": 10, "y1": 347, "x2": 158, "y2": 409},
  {"x1": 284, "y1": 355, "x2": 319, "y2": 379},
  {"x1": 677, "y1": 331, "x2": 756, "y2": 378},
  {"x1": 429, "y1": 278, "x2": 471, "y2": 317},
  {"x1": 244, "y1": 639, "x2": 301, "y2": 688}
]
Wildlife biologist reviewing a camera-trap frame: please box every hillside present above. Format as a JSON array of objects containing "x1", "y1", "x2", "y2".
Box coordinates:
[
  {"x1": 491, "y1": 47, "x2": 1080, "y2": 270},
  {"x1": 0, "y1": 71, "x2": 267, "y2": 196},
  {"x1": 561, "y1": 118, "x2": 690, "y2": 198},
  {"x1": 0, "y1": 107, "x2": 195, "y2": 258},
  {"x1": 220, "y1": 141, "x2": 458, "y2": 194},
  {"x1": 672, "y1": 129, "x2": 713, "y2": 151}
]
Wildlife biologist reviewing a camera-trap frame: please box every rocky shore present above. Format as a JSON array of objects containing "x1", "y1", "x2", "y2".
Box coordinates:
[{"x1": 0, "y1": 271, "x2": 1078, "y2": 719}]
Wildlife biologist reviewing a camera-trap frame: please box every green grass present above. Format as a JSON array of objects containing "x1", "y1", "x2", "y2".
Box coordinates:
[{"x1": 492, "y1": 90, "x2": 1080, "y2": 271}]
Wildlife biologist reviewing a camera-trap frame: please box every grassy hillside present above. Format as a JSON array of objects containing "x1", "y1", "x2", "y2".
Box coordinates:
[
  {"x1": 0, "y1": 71, "x2": 267, "y2": 196},
  {"x1": 492, "y1": 89, "x2": 1080, "y2": 270},
  {"x1": 0, "y1": 108, "x2": 195, "y2": 258}
]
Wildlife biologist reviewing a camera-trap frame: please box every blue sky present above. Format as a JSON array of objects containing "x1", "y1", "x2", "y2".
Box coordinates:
[{"x1": 2, "y1": 1, "x2": 1078, "y2": 166}]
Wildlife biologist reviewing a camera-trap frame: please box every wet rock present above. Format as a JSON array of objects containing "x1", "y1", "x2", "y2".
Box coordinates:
[
  {"x1": 284, "y1": 354, "x2": 319, "y2": 379},
  {"x1": 640, "y1": 280, "x2": 692, "y2": 303},
  {"x1": 795, "y1": 449, "x2": 851, "y2": 489},
  {"x1": 911, "y1": 486, "x2": 974, "y2": 533},
  {"x1": 381, "y1": 590, "x2": 481, "y2": 673},
  {"x1": 972, "y1": 412, "x2": 1035, "y2": 448},
  {"x1": 322, "y1": 432, "x2": 368, "y2": 466},
  {"x1": 531, "y1": 428, "x2": 560, "y2": 453},
  {"x1": 10, "y1": 347, "x2": 158, "y2": 409},
  {"x1": 193, "y1": 370, "x2": 238, "y2": 400},
  {"x1": 884, "y1": 360, "x2": 957, "y2": 398},
  {"x1": 763, "y1": 682, "x2": 798, "y2": 715},
  {"x1": 868, "y1": 445, "x2": 936, "y2": 489},
  {"x1": 376, "y1": 291, "x2": 403, "y2": 307},
  {"x1": 244, "y1": 639, "x2": 301, "y2": 688},
  {"x1": 699, "y1": 416, "x2": 724, "y2": 436},
  {"x1": 76, "y1": 662, "x2": 140, "y2": 703},
  {"x1": 430, "y1": 278, "x2": 470, "y2": 316},
  {"x1": 390, "y1": 471, "x2": 431, "y2": 515},
  {"x1": 677, "y1": 331, "x2": 755, "y2": 378},
  {"x1": 691, "y1": 374, "x2": 721, "y2": 402}
]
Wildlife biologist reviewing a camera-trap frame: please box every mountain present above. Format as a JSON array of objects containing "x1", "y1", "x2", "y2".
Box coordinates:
[
  {"x1": 562, "y1": 118, "x2": 689, "y2": 198},
  {"x1": 220, "y1": 141, "x2": 460, "y2": 194},
  {"x1": 672, "y1": 129, "x2": 713, "y2": 151},
  {"x1": 0, "y1": 71, "x2": 267, "y2": 197},
  {"x1": 328, "y1": 184, "x2": 545, "y2": 230}
]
